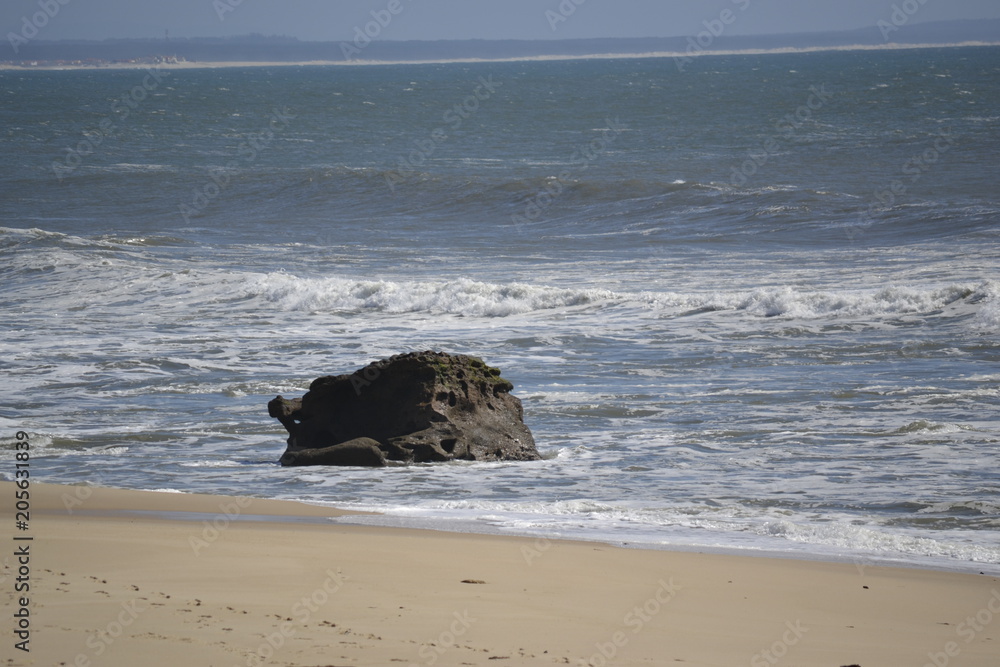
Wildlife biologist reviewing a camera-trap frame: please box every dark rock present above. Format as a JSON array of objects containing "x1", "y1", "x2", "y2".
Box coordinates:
[
  {"x1": 268, "y1": 351, "x2": 540, "y2": 467},
  {"x1": 279, "y1": 437, "x2": 386, "y2": 467}
]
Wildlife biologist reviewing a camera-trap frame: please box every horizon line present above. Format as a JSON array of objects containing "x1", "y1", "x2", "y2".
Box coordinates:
[{"x1": 3, "y1": 40, "x2": 999, "y2": 71}]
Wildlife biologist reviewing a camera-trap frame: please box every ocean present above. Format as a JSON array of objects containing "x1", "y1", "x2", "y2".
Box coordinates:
[{"x1": 2, "y1": 46, "x2": 998, "y2": 573}]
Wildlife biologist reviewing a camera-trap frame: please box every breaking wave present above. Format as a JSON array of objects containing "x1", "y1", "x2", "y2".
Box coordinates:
[
  {"x1": 243, "y1": 270, "x2": 995, "y2": 324},
  {"x1": 242, "y1": 272, "x2": 617, "y2": 317}
]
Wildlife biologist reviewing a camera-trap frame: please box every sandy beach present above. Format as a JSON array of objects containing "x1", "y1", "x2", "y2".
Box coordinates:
[{"x1": 1, "y1": 482, "x2": 996, "y2": 666}]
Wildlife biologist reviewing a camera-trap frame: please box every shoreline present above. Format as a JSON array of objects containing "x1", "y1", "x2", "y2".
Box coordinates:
[
  {"x1": 4, "y1": 482, "x2": 998, "y2": 666},
  {"x1": 2, "y1": 40, "x2": 998, "y2": 71},
  {"x1": 69, "y1": 506, "x2": 1000, "y2": 577},
  {"x1": 24, "y1": 481, "x2": 1000, "y2": 576},
  {"x1": 329, "y1": 512, "x2": 1000, "y2": 577}
]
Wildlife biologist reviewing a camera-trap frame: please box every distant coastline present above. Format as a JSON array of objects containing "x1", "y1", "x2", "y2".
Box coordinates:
[
  {"x1": 2, "y1": 40, "x2": 999, "y2": 71},
  {"x1": 2, "y1": 18, "x2": 998, "y2": 71}
]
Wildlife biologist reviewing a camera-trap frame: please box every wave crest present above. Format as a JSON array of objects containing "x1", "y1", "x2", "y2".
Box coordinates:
[
  {"x1": 244, "y1": 272, "x2": 617, "y2": 317},
  {"x1": 243, "y1": 272, "x2": 996, "y2": 323}
]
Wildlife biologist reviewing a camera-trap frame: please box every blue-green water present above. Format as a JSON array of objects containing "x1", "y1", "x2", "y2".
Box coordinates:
[{"x1": 2, "y1": 47, "x2": 999, "y2": 570}]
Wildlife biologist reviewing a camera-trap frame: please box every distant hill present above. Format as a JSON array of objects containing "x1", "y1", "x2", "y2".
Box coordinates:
[{"x1": 6, "y1": 19, "x2": 1000, "y2": 66}]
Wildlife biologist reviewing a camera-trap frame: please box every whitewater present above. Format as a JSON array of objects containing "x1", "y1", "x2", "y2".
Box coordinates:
[{"x1": 2, "y1": 46, "x2": 998, "y2": 572}]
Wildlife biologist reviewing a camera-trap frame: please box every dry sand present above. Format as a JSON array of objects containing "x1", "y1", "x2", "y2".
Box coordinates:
[{"x1": 2, "y1": 482, "x2": 997, "y2": 666}]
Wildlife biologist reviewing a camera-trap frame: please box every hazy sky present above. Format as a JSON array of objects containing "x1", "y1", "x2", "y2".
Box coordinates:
[{"x1": 4, "y1": 0, "x2": 1000, "y2": 42}]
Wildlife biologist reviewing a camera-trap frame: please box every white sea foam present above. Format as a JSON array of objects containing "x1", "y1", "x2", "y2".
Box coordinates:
[
  {"x1": 239, "y1": 270, "x2": 992, "y2": 325},
  {"x1": 977, "y1": 301, "x2": 1000, "y2": 329},
  {"x1": 179, "y1": 460, "x2": 245, "y2": 468},
  {"x1": 243, "y1": 272, "x2": 616, "y2": 317},
  {"x1": 6, "y1": 226, "x2": 992, "y2": 329},
  {"x1": 328, "y1": 497, "x2": 1000, "y2": 569},
  {"x1": 753, "y1": 519, "x2": 1000, "y2": 564}
]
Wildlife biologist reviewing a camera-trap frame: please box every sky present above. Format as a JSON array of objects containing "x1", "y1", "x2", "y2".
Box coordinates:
[{"x1": 3, "y1": 0, "x2": 1000, "y2": 42}]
